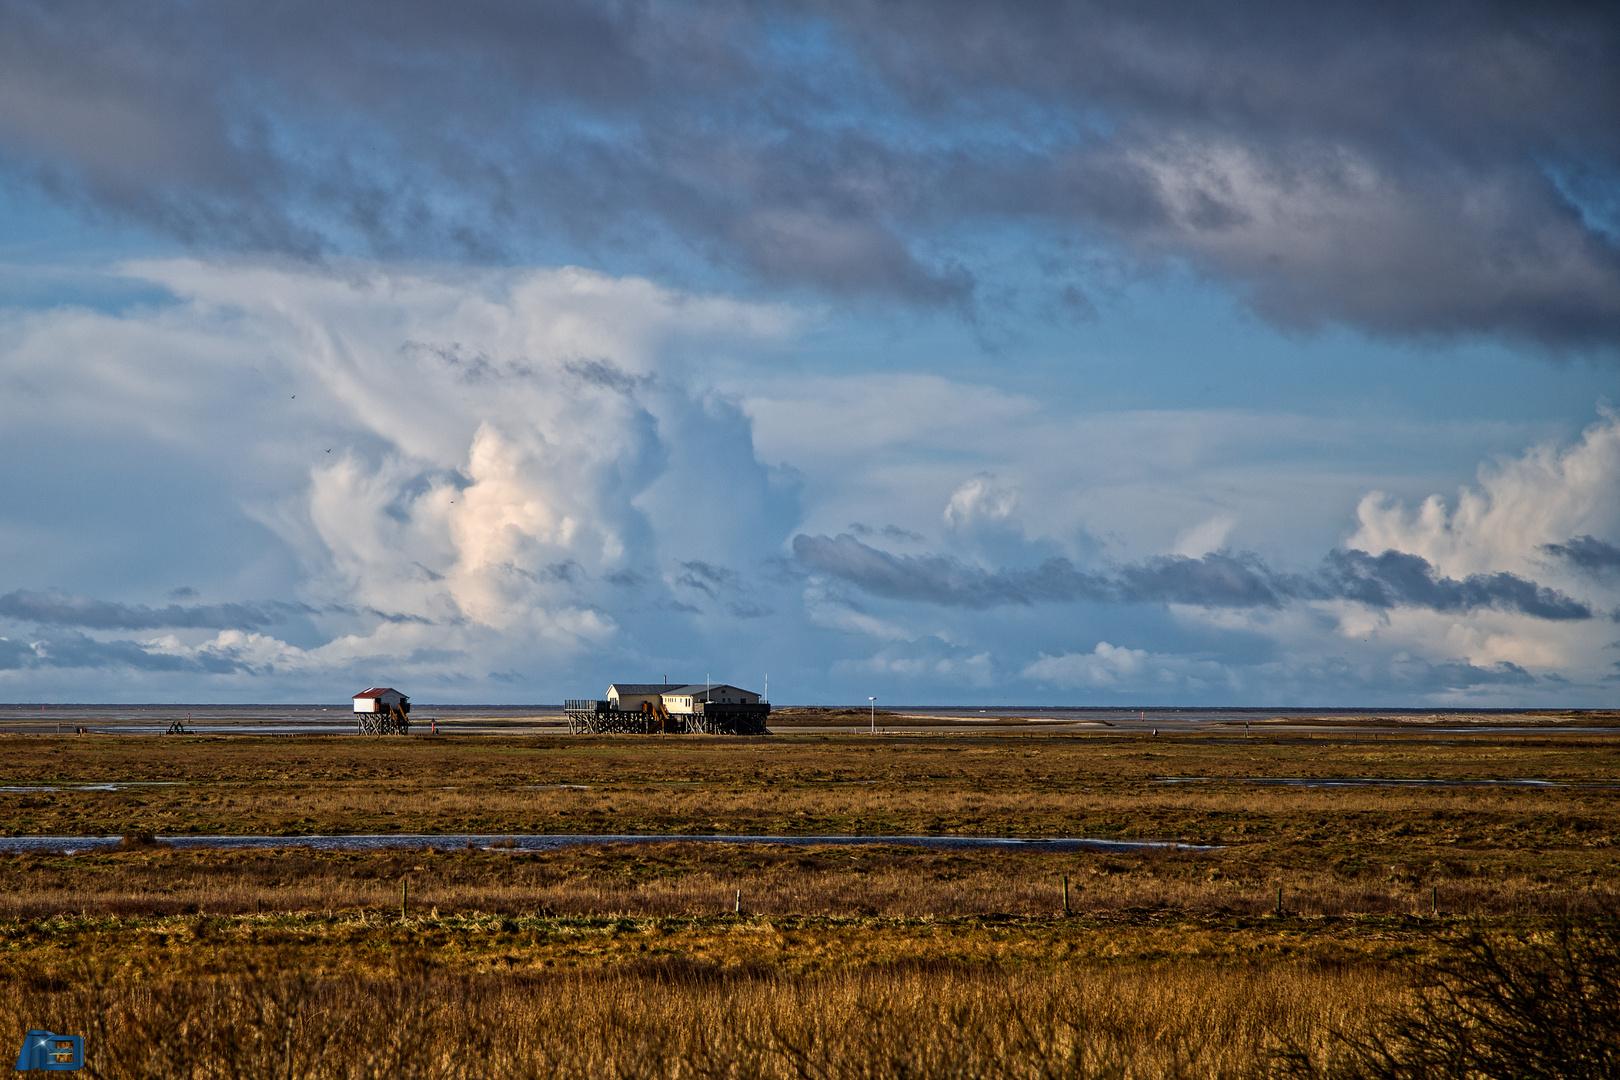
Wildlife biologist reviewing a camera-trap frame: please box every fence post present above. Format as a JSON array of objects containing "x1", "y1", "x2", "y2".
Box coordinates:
[
  {"x1": 1275, "y1": 885, "x2": 1283, "y2": 916},
  {"x1": 1432, "y1": 885, "x2": 1438, "y2": 916},
  {"x1": 1062, "y1": 875, "x2": 1070, "y2": 916},
  {"x1": 735, "y1": 888, "x2": 741, "y2": 916},
  {"x1": 402, "y1": 878, "x2": 409, "y2": 919}
]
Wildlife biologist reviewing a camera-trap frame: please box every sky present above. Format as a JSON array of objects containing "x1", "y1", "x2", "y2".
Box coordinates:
[{"x1": 0, "y1": 1, "x2": 1617, "y2": 706}]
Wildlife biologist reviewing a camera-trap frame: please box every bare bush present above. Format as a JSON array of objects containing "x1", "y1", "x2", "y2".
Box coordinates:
[{"x1": 1273, "y1": 920, "x2": 1620, "y2": 1080}]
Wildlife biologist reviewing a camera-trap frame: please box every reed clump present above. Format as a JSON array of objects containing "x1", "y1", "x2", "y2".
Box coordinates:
[
  {"x1": 3, "y1": 954, "x2": 1387, "y2": 1080},
  {"x1": 9, "y1": 921, "x2": 1616, "y2": 1078}
]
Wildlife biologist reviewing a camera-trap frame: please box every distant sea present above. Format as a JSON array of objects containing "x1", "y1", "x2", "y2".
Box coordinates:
[{"x1": 0, "y1": 702, "x2": 1570, "y2": 737}]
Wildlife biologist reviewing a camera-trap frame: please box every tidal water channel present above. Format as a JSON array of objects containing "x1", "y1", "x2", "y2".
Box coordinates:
[{"x1": 0, "y1": 833, "x2": 1220, "y2": 856}]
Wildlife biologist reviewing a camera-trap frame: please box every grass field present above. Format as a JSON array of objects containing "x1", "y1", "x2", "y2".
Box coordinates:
[{"x1": 2, "y1": 717, "x2": 1618, "y2": 1077}]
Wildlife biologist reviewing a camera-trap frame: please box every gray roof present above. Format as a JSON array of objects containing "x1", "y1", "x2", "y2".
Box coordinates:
[
  {"x1": 608, "y1": 682, "x2": 754, "y2": 697},
  {"x1": 669, "y1": 684, "x2": 750, "y2": 697}
]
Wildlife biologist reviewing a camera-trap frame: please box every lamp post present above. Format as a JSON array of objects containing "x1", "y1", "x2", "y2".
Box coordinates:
[{"x1": 869, "y1": 696, "x2": 876, "y2": 735}]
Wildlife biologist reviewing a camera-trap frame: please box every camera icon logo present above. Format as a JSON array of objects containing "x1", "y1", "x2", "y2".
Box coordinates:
[{"x1": 12, "y1": 1030, "x2": 84, "y2": 1072}]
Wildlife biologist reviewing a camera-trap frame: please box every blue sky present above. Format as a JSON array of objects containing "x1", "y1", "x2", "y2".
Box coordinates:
[{"x1": 0, "y1": 1, "x2": 1617, "y2": 705}]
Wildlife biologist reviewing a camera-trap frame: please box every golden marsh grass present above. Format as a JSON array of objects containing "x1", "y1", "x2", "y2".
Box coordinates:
[
  {"x1": 5, "y1": 947, "x2": 1395, "y2": 1079},
  {"x1": 2, "y1": 723, "x2": 1617, "y2": 1077}
]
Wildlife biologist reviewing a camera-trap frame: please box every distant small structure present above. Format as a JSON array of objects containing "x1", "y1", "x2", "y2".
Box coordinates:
[
  {"x1": 354, "y1": 687, "x2": 411, "y2": 735},
  {"x1": 567, "y1": 681, "x2": 769, "y2": 735}
]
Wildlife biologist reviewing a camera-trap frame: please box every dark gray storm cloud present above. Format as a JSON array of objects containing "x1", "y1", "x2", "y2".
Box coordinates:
[
  {"x1": 793, "y1": 533, "x2": 1112, "y2": 607},
  {"x1": 1320, "y1": 549, "x2": 1592, "y2": 620},
  {"x1": 792, "y1": 533, "x2": 1593, "y2": 619},
  {"x1": 1115, "y1": 552, "x2": 1288, "y2": 609},
  {"x1": 0, "y1": 1, "x2": 1615, "y2": 347},
  {"x1": 674, "y1": 561, "x2": 741, "y2": 597},
  {"x1": 1542, "y1": 535, "x2": 1620, "y2": 576},
  {"x1": 0, "y1": 589, "x2": 445, "y2": 630},
  {"x1": 0, "y1": 589, "x2": 310, "y2": 630},
  {"x1": 0, "y1": 632, "x2": 249, "y2": 673},
  {"x1": 1392, "y1": 658, "x2": 1536, "y2": 691}
]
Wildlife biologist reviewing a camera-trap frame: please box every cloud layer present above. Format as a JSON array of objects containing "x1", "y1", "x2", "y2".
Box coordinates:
[
  {"x1": 0, "y1": 259, "x2": 803, "y2": 697},
  {"x1": 0, "y1": 259, "x2": 1616, "y2": 705},
  {"x1": 0, "y1": 1, "x2": 1615, "y2": 348},
  {"x1": 792, "y1": 535, "x2": 1592, "y2": 620},
  {"x1": 3, "y1": 5, "x2": 1617, "y2": 707},
  {"x1": 0, "y1": 589, "x2": 309, "y2": 631}
]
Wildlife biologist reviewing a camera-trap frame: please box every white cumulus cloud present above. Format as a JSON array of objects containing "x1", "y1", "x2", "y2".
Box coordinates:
[{"x1": 1350, "y1": 411, "x2": 1620, "y2": 579}]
